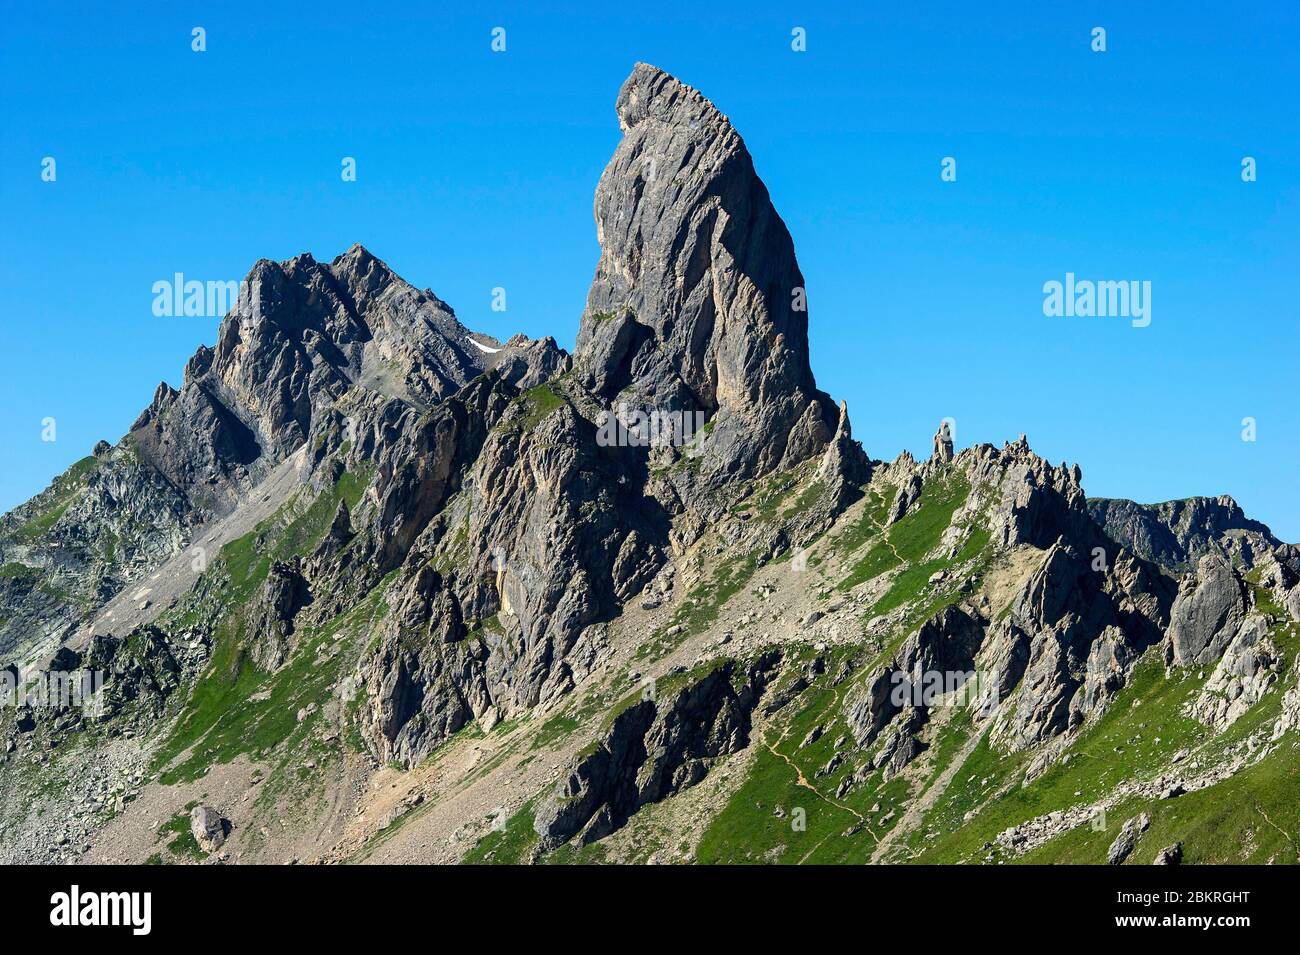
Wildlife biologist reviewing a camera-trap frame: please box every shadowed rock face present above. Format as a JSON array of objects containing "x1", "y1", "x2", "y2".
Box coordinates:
[
  {"x1": 137, "y1": 245, "x2": 500, "y2": 515},
  {"x1": 0, "y1": 244, "x2": 560, "y2": 663},
  {"x1": 575, "y1": 63, "x2": 839, "y2": 482},
  {"x1": 847, "y1": 604, "x2": 985, "y2": 776},
  {"x1": 1088, "y1": 496, "x2": 1279, "y2": 574},
  {"x1": 533, "y1": 654, "x2": 782, "y2": 851},
  {"x1": 356, "y1": 376, "x2": 675, "y2": 767}
]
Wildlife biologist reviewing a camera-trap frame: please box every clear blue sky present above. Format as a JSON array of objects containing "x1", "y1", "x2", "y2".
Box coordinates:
[{"x1": 2, "y1": 1, "x2": 1296, "y2": 540}]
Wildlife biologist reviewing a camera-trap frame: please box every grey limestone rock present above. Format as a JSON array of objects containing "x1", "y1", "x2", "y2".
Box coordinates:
[
  {"x1": 190, "y1": 805, "x2": 229, "y2": 854},
  {"x1": 574, "y1": 63, "x2": 841, "y2": 484},
  {"x1": 1106, "y1": 812, "x2": 1150, "y2": 865},
  {"x1": 1168, "y1": 554, "x2": 1247, "y2": 667}
]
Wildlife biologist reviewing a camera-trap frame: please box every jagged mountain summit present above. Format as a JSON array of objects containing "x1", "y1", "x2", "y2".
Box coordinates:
[
  {"x1": 1, "y1": 64, "x2": 1297, "y2": 866},
  {"x1": 0, "y1": 244, "x2": 562, "y2": 664},
  {"x1": 576, "y1": 62, "x2": 840, "y2": 481}
]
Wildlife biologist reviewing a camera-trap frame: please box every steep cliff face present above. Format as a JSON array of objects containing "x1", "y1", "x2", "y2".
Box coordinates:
[
  {"x1": 1088, "y1": 496, "x2": 1279, "y2": 573},
  {"x1": 357, "y1": 381, "x2": 673, "y2": 766},
  {"x1": 575, "y1": 63, "x2": 841, "y2": 483},
  {"x1": 842, "y1": 433, "x2": 1176, "y2": 769}
]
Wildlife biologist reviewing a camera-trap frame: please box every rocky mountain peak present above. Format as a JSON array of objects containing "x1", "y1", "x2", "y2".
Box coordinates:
[
  {"x1": 117, "y1": 246, "x2": 519, "y2": 524},
  {"x1": 576, "y1": 63, "x2": 841, "y2": 481},
  {"x1": 613, "y1": 62, "x2": 744, "y2": 144},
  {"x1": 329, "y1": 243, "x2": 401, "y2": 313}
]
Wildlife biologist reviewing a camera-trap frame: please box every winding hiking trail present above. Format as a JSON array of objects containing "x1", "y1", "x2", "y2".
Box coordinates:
[
  {"x1": 875, "y1": 521, "x2": 906, "y2": 567},
  {"x1": 759, "y1": 685, "x2": 879, "y2": 864},
  {"x1": 858, "y1": 496, "x2": 906, "y2": 568},
  {"x1": 1255, "y1": 804, "x2": 1297, "y2": 852}
]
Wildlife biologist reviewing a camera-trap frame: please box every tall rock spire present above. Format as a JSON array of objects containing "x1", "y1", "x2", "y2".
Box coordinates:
[{"x1": 575, "y1": 63, "x2": 842, "y2": 480}]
